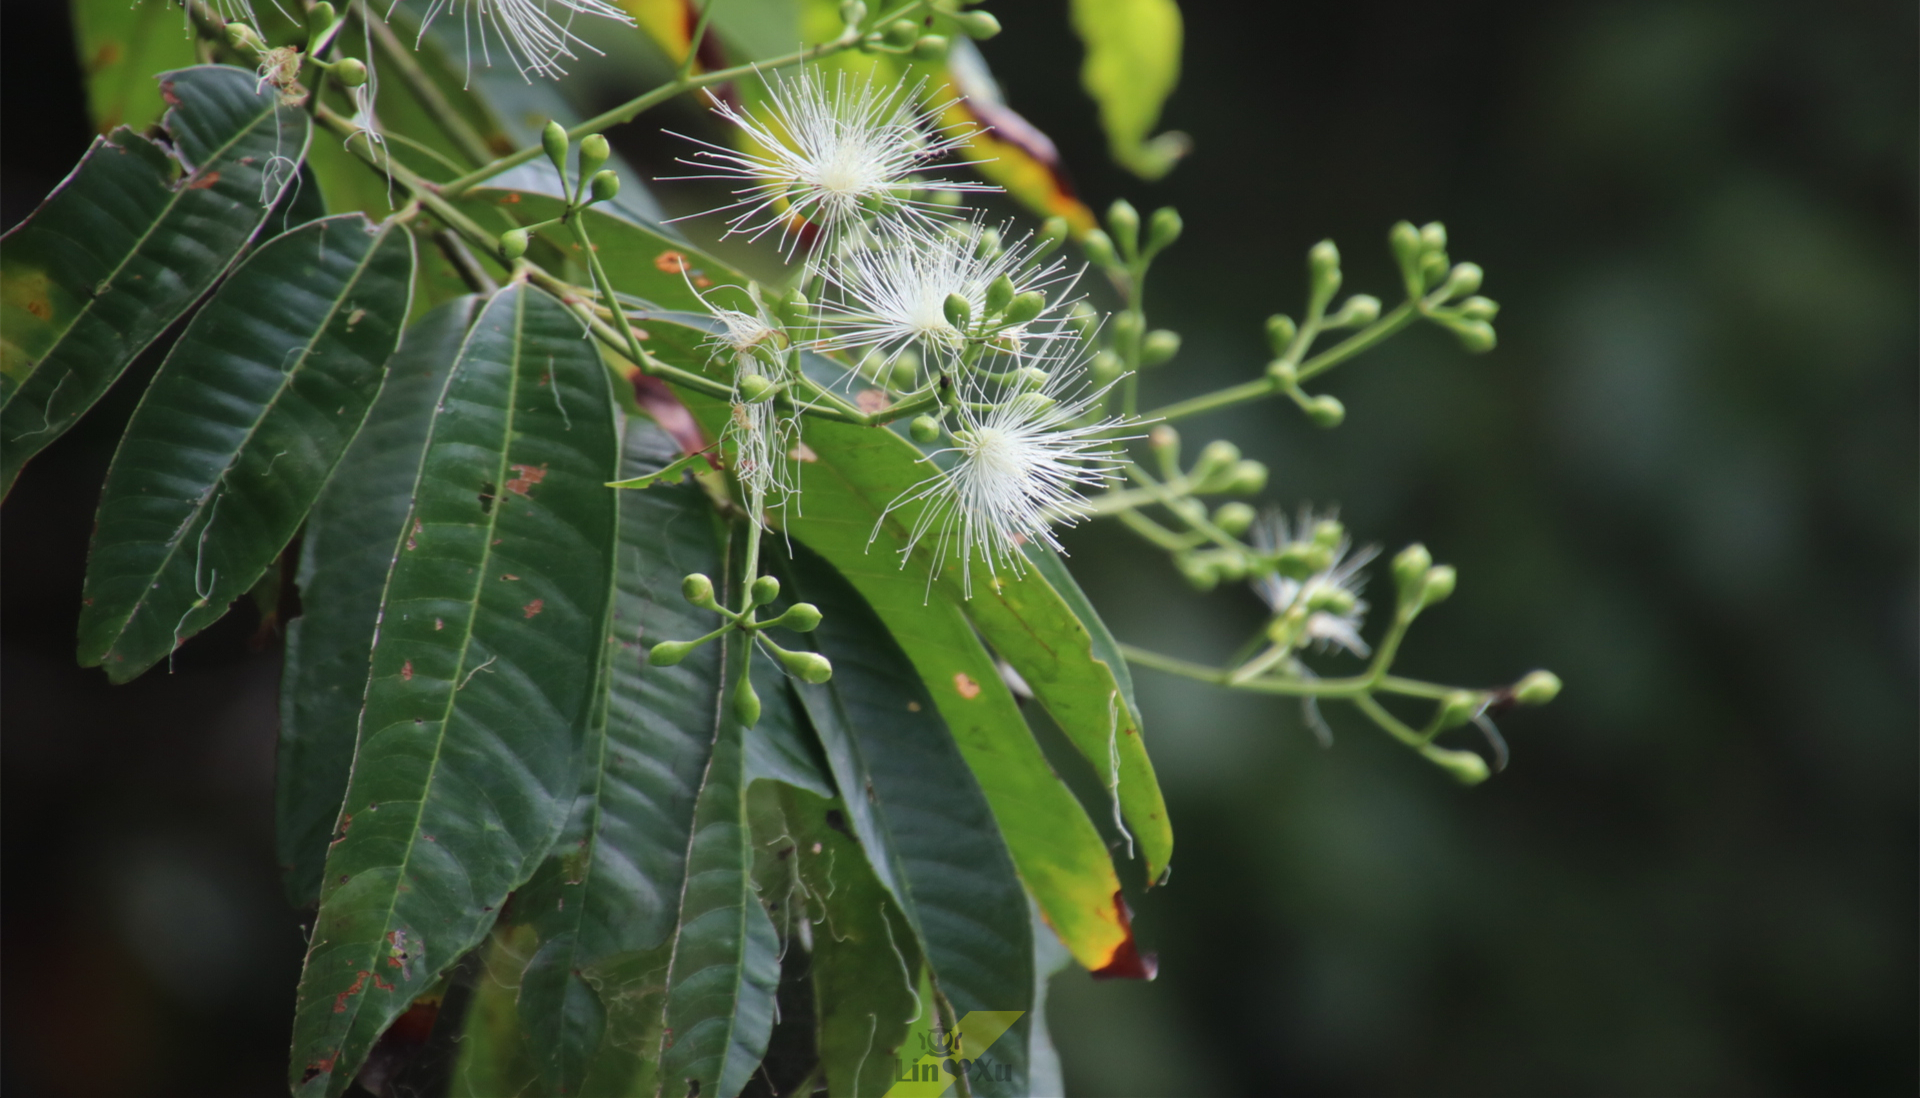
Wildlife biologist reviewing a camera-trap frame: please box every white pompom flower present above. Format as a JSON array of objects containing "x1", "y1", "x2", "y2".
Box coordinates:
[
  {"x1": 1252, "y1": 509, "x2": 1379, "y2": 657},
  {"x1": 878, "y1": 358, "x2": 1133, "y2": 597},
  {"x1": 815, "y1": 219, "x2": 1079, "y2": 371},
  {"x1": 415, "y1": 0, "x2": 636, "y2": 79},
  {"x1": 675, "y1": 68, "x2": 992, "y2": 250}
]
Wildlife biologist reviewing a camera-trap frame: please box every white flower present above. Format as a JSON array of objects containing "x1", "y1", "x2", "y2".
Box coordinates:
[
  {"x1": 723, "y1": 380, "x2": 798, "y2": 523},
  {"x1": 878, "y1": 358, "x2": 1131, "y2": 596},
  {"x1": 676, "y1": 69, "x2": 991, "y2": 250},
  {"x1": 1252, "y1": 509, "x2": 1379, "y2": 657},
  {"x1": 815, "y1": 220, "x2": 1078, "y2": 370},
  {"x1": 414, "y1": 0, "x2": 635, "y2": 80}
]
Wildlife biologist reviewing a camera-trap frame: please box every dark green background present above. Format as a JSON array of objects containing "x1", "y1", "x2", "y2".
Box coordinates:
[{"x1": 3, "y1": 2, "x2": 1913, "y2": 1094}]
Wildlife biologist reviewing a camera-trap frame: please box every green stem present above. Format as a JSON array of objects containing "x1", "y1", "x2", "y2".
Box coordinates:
[
  {"x1": 360, "y1": 0, "x2": 496, "y2": 166},
  {"x1": 1116, "y1": 511, "x2": 1200, "y2": 552},
  {"x1": 1142, "y1": 301, "x2": 1420, "y2": 423},
  {"x1": 1119, "y1": 643, "x2": 1459, "y2": 702}
]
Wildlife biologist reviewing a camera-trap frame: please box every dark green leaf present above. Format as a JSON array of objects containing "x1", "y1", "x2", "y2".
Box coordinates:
[
  {"x1": 0, "y1": 65, "x2": 313, "y2": 492},
  {"x1": 770, "y1": 538, "x2": 1034, "y2": 1096},
  {"x1": 278, "y1": 296, "x2": 484, "y2": 909},
  {"x1": 287, "y1": 283, "x2": 620, "y2": 1096},
  {"x1": 70, "y1": 0, "x2": 201, "y2": 134},
  {"x1": 77, "y1": 213, "x2": 414, "y2": 681}
]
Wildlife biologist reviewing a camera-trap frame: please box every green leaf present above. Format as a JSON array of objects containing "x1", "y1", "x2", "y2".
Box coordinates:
[
  {"x1": 287, "y1": 283, "x2": 620, "y2": 1096},
  {"x1": 779, "y1": 784, "x2": 925, "y2": 1098},
  {"x1": 1069, "y1": 0, "x2": 1191, "y2": 179},
  {"x1": 77, "y1": 213, "x2": 415, "y2": 682},
  {"x1": 659, "y1": 612, "x2": 781, "y2": 1098},
  {"x1": 0, "y1": 65, "x2": 313, "y2": 492},
  {"x1": 278, "y1": 296, "x2": 484, "y2": 909},
  {"x1": 770, "y1": 539, "x2": 1034, "y2": 1096},
  {"x1": 71, "y1": 0, "x2": 201, "y2": 134}
]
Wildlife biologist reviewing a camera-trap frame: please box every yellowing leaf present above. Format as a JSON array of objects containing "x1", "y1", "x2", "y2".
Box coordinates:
[{"x1": 1070, "y1": 0, "x2": 1192, "y2": 179}]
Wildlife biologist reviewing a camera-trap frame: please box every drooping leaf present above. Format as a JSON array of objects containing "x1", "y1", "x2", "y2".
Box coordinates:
[
  {"x1": 77, "y1": 213, "x2": 415, "y2": 682},
  {"x1": 70, "y1": 0, "x2": 201, "y2": 134},
  {"x1": 278, "y1": 296, "x2": 484, "y2": 909},
  {"x1": 288, "y1": 283, "x2": 620, "y2": 1096},
  {"x1": 0, "y1": 65, "x2": 313, "y2": 493},
  {"x1": 769, "y1": 539, "x2": 1035, "y2": 1096},
  {"x1": 1069, "y1": 0, "x2": 1191, "y2": 179}
]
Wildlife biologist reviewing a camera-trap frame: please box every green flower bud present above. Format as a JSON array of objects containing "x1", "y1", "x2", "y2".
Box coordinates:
[
  {"x1": 542, "y1": 120, "x2": 570, "y2": 177},
  {"x1": 1391, "y1": 544, "x2": 1432, "y2": 596},
  {"x1": 1147, "y1": 206, "x2": 1183, "y2": 254},
  {"x1": 308, "y1": 2, "x2": 336, "y2": 31},
  {"x1": 774, "y1": 646, "x2": 835, "y2": 684},
  {"x1": 1069, "y1": 300, "x2": 1100, "y2": 334},
  {"x1": 589, "y1": 170, "x2": 620, "y2": 205},
  {"x1": 1458, "y1": 295, "x2": 1500, "y2": 321},
  {"x1": 1307, "y1": 584, "x2": 1357, "y2": 615},
  {"x1": 1015, "y1": 366, "x2": 1050, "y2": 390},
  {"x1": 1040, "y1": 215, "x2": 1071, "y2": 248},
  {"x1": 942, "y1": 292, "x2": 971, "y2": 331},
  {"x1": 580, "y1": 133, "x2": 611, "y2": 175},
  {"x1": 1436, "y1": 690, "x2": 1481, "y2": 730},
  {"x1": 838, "y1": 0, "x2": 868, "y2": 27},
  {"x1": 1420, "y1": 250, "x2": 1449, "y2": 290},
  {"x1": 1389, "y1": 220, "x2": 1422, "y2": 271},
  {"x1": 859, "y1": 32, "x2": 884, "y2": 52},
  {"x1": 1175, "y1": 553, "x2": 1220, "y2": 591},
  {"x1": 1106, "y1": 199, "x2": 1140, "y2": 257},
  {"x1": 649, "y1": 639, "x2": 696, "y2": 666},
  {"x1": 974, "y1": 225, "x2": 1002, "y2": 258},
  {"x1": 952, "y1": 9, "x2": 1001, "y2": 38},
  {"x1": 1192, "y1": 439, "x2": 1241, "y2": 481},
  {"x1": 909, "y1": 415, "x2": 942, "y2": 444},
  {"x1": 1081, "y1": 229, "x2": 1117, "y2": 268},
  {"x1": 1327, "y1": 294, "x2": 1380, "y2": 329},
  {"x1": 1276, "y1": 543, "x2": 1317, "y2": 579},
  {"x1": 1090, "y1": 349, "x2": 1125, "y2": 386},
  {"x1": 1513, "y1": 670, "x2": 1562, "y2": 706},
  {"x1": 985, "y1": 273, "x2": 1015, "y2": 315},
  {"x1": 777, "y1": 602, "x2": 823, "y2": 632},
  {"x1": 1266, "y1": 314, "x2": 1297, "y2": 356},
  {"x1": 751, "y1": 575, "x2": 781, "y2": 606},
  {"x1": 883, "y1": 18, "x2": 919, "y2": 46},
  {"x1": 1222, "y1": 459, "x2": 1268, "y2": 495},
  {"x1": 1419, "y1": 221, "x2": 1448, "y2": 254},
  {"x1": 781, "y1": 290, "x2": 810, "y2": 325},
  {"x1": 500, "y1": 228, "x2": 529, "y2": 260},
  {"x1": 1304, "y1": 394, "x2": 1345, "y2": 428},
  {"x1": 1266, "y1": 358, "x2": 1297, "y2": 385},
  {"x1": 737, "y1": 375, "x2": 774, "y2": 403},
  {"x1": 1427, "y1": 746, "x2": 1489, "y2": 785},
  {"x1": 226, "y1": 21, "x2": 261, "y2": 49},
  {"x1": 1442, "y1": 262, "x2": 1482, "y2": 299},
  {"x1": 1140, "y1": 329, "x2": 1181, "y2": 367},
  {"x1": 1111, "y1": 309, "x2": 1144, "y2": 357},
  {"x1": 682, "y1": 573, "x2": 715, "y2": 605},
  {"x1": 1213, "y1": 501, "x2": 1256, "y2": 536},
  {"x1": 888, "y1": 357, "x2": 919, "y2": 390},
  {"x1": 1149, "y1": 424, "x2": 1180, "y2": 470},
  {"x1": 735, "y1": 675, "x2": 762, "y2": 725},
  {"x1": 1308, "y1": 239, "x2": 1342, "y2": 299},
  {"x1": 1420, "y1": 564, "x2": 1458, "y2": 607},
  {"x1": 331, "y1": 57, "x2": 368, "y2": 87},
  {"x1": 912, "y1": 34, "x2": 949, "y2": 60},
  {"x1": 1171, "y1": 497, "x2": 1207, "y2": 525},
  {"x1": 1004, "y1": 291, "x2": 1047, "y2": 325},
  {"x1": 1450, "y1": 319, "x2": 1497, "y2": 353},
  {"x1": 1311, "y1": 519, "x2": 1344, "y2": 549}
]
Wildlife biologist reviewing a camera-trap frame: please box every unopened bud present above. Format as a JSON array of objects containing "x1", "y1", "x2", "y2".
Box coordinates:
[
  {"x1": 1308, "y1": 239, "x2": 1342, "y2": 299},
  {"x1": 1015, "y1": 366, "x2": 1049, "y2": 390},
  {"x1": 1266, "y1": 314, "x2": 1297, "y2": 356},
  {"x1": 1427, "y1": 746, "x2": 1490, "y2": 785},
  {"x1": 974, "y1": 225, "x2": 1002, "y2": 258},
  {"x1": 1004, "y1": 291, "x2": 1047, "y2": 325},
  {"x1": 911, "y1": 34, "x2": 949, "y2": 60},
  {"x1": 735, "y1": 675, "x2": 762, "y2": 725},
  {"x1": 777, "y1": 602, "x2": 823, "y2": 632},
  {"x1": 889, "y1": 357, "x2": 919, "y2": 390},
  {"x1": 1450, "y1": 319, "x2": 1497, "y2": 353},
  {"x1": 1420, "y1": 251, "x2": 1449, "y2": 290},
  {"x1": 499, "y1": 228, "x2": 529, "y2": 260},
  {"x1": 682, "y1": 573, "x2": 715, "y2": 605},
  {"x1": 1311, "y1": 519, "x2": 1343, "y2": 549},
  {"x1": 1436, "y1": 691, "x2": 1481, "y2": 730},
  {"x1": 883, "y1": 18, "x2": 918, "y2": 46},
  {"x1": 649, "y1": 639, "x2": 696, "y2": 666},
  {"x1": 308, "y1": 2, "x2": 336, "y2": 30},
  {"x1": 1038, "y1": 216, "x2": 1071, "y2": 252},
  {"x1": 838, "y1": 0, "x2": 868, "y2": 27},
  {"x1": 1111, "y1": 309, "x2": 1144, "y2": 358},
  {"x1": 985, "y1": 274, "x2": 1015, "y2": 315},
  {"x1": 1266, "y1": 358, "x2": 1297, "y2": 385},
  {"x1": 1327, "y1": 294, "x2": 1380, "y2": 329},
  {"x1": 1106, "y1": 199, "x2": 1140, "y2": 256},
  {"x1": 1392, "y1": 544, "x2": 1432, "y2": 595},
  {"x1": 1513, "y1": 670, "x2": 1562, "y2": 706},
  {"x1": 1147, "y1": 206, "x2": 1183, "y2": 254},
  {"x1": 1442, "y1": 262, "x2": 1482, "y2": 299},
  {"x1": 1304, "y1": 394, "x2": 1345, "y2": 428},
  {"x1": 542, "y1": 120, "x2": 570, "y2": 177},
  {"x1": 781, "y1": 291, "x2": 810, "y2": 326},
  {"x1": 1192, "y1": 439, "x2": 1240, "y2": 481},
  {"x1": 952, "y1": 9, "x2": 1001, "y2": 38},
  {"x1": 1458, "y1": 295, "x2": 1500, "y2": 321},
  {"x1": 1222, "y1": 459, "x2": 1268, "y2": 495},
  {"x1": 774, "y1": 646, "x2": 834, "y2": 684},
  {"x1": 1140, "y1": 329, "x2": 1181, "y2": 367},
  {"x1": 1389, "y1": 221, "x2": 1422, "y2": 272},
  {"x1": 1420, "y1": 564, "x2": 1457, "y2": 607},
  {"x1": 737, "y1": 375, "x2": 773, "y2": 403},
  {"x1": 226, "y1": 21, "x2": 261, "y2": 49},
  {"x1": 942, "y1": 292, "x2": 972, "y2": 330},
  {"x1": 1213, "y1": 502, "x2": 1256, "y2": 536},
  {"x1": 579, "y1": 133, "x2": 611, "y2": 174},
  {"x1": 1080, "y1": 229, "x2": 1116, "y2": 268},
  {"x1": 1419, "y1": 221, "x2": 1448, "y2": 254},
  {"x1": 1069, "y1": 300, "x2": 1100, "y2": 334},
  {"x1": 1149, "y1": 425, "x2": 1180, "y2": 470},
  {"x1": 909, "y1": 415, "x2": 942, "y2": 444},
  {"x1": 1176, "y1": 554, "x2": 1220, "y2": 591},
  {"x1": 751, "y1": 575, "x2": 781, "y2": 606},
  {"x1": 589, "y1": 170, "x2": 620, "y2": 204},
  {"x1": 331, "y1": 57, "x2": 368, "y2": 87},
  {"x1": 1090, "y1": 349, "x2": 1124, "y2": 385},
  {"x1": 1276, "y1": 543, "x2": 1318, "y2": 579}
]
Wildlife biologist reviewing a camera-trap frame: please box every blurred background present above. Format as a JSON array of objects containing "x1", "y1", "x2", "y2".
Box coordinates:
[{"x1": 3, "y1": 1, "x2": 1914, "y2": 1094}]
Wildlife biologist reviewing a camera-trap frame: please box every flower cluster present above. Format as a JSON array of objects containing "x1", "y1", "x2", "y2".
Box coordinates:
[{"x1": 681, "y1": 70, "x2": 1130, "y2": 595}]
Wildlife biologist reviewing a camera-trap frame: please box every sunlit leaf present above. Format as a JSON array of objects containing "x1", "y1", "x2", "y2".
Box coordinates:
[{"x1": 1070, "y1": 0, "x2": 1191, "y2": 179}]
